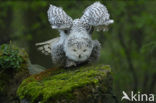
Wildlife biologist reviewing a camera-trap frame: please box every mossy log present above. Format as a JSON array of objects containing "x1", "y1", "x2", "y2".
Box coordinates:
[{"x1": 17, "y1": 65, "x2": 113, "y2": 103}]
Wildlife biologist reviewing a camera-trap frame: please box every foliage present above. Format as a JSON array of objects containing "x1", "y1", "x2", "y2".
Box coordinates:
[
  {"x1": 0, "y1": 43, "x2": 29, "y2": 103},
  {"x1": 17, "y1": 65, "x2": 112, "y2": 103},
  {"x1": 0, "y1": 43, "x2": 26, "y2": 72}
]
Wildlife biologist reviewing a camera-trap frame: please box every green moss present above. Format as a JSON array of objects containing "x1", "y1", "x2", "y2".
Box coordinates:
[
  {"x1": 0, "y1": 43, "x2": 29, "y2": 72},
  {"x1": 17, "y1": 65, "x2": 111, "y2": 103}
]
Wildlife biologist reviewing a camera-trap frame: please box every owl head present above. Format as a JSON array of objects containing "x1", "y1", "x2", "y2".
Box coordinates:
[{"x1": 64, "y1": 36, "x2": 93, "y2": 62}]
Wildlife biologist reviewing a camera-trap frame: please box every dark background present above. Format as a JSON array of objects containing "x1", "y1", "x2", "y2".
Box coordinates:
[{"x1": 0, "y1": 0, "x2": 155, "y2": 102}]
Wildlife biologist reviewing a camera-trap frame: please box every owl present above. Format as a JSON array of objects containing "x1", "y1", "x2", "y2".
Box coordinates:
[{"x1": 36, "y1": 2, "x2": 114, "y2": 67}]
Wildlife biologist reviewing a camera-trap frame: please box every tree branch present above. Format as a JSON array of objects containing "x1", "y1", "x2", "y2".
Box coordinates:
[{"x1": 117, "y1": 29, "x2": 138, "y2": 92}]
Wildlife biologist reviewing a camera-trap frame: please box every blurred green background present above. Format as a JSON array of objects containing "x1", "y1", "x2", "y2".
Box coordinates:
[{"x1": 0, "y1": 0, "x2": 156, "y2": 102}]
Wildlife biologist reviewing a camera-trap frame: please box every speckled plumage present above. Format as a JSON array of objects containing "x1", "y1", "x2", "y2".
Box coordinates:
[
  {"x1": 81, "y1": 2, "x2": 114, "y2": 31},
  {"x1": 36, "y1": 2, "x2": 114, "y2": 67},
  {"x1": 47, "y1": 4, "x2": 73, "y2": 30}
]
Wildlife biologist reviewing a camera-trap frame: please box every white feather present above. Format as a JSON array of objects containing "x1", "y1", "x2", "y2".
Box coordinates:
[{"x1": 35, "y1": 37, "x2": 60, "y2": 55}]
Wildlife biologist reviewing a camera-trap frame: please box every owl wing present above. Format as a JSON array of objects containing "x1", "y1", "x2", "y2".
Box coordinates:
[
  {"x1": 47, "y1": 4, "x2": 73, "y2": 30},
  {"x1": 35, "y1": 37, "x2": 60, "y2": 55},
  {"x1": 81, "y1": 2, "x2": 114, "y2": 32}
]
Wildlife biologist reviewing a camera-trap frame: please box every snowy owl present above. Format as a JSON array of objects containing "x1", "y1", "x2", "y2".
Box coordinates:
[{"x1": 36, "y1": 2, "x2": 114, "y2": 67}]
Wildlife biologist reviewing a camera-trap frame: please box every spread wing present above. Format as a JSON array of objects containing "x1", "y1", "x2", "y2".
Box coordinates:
[
  {"x1": 35, "y1": 37, "x2": 60, "y2": 55},
  {"x1": 37, "y1": 4, "x2": 72, "y2": 56},
  {"x1": 47, "y1": 4, "x2": 73, "y2": 30},
  {"x1": 81, "y1": 2, "x2": 114, "y2": 32}
]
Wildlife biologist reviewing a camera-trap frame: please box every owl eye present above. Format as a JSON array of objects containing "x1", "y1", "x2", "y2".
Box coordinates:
[
  {"x1": 83, "y1": 49, "x2": 87, "y2": 52},
  {"x1": 73, "y1": 49, "x2": 77, "y2": 52}
]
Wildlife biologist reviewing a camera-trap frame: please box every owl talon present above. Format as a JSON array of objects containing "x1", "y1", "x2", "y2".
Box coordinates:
[{"x1": 66, "y1": 61, "x2": 77, "y2": 67}]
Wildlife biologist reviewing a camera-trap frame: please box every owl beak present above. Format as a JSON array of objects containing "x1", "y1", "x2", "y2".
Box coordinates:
[{"x1": 79, "y1": 55, "x2": 81, "y2": 58}]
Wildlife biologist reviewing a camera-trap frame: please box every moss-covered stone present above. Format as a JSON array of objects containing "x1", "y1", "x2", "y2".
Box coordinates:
[{"x1": 17, "y1": 65, "x2": 112, "y2": 103}]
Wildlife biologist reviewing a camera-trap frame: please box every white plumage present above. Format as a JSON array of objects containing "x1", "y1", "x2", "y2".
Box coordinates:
[
  {"x1": 36, "y1": 2, "x2": 114, "y2": 67},
  {"x1": 35, "y1": 37, "x2": 60, "y2": 55},
  {"x1": 47, "y1": 4, "x2": 73, "y2": 30},
  {"x1": 81, "y1": 2, "x2": 114, "y2": 31}
]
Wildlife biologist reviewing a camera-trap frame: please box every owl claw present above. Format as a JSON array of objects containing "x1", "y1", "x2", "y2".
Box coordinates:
[{"x1": 66, "y1": 61, "x2": 77, "y2": 67}]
